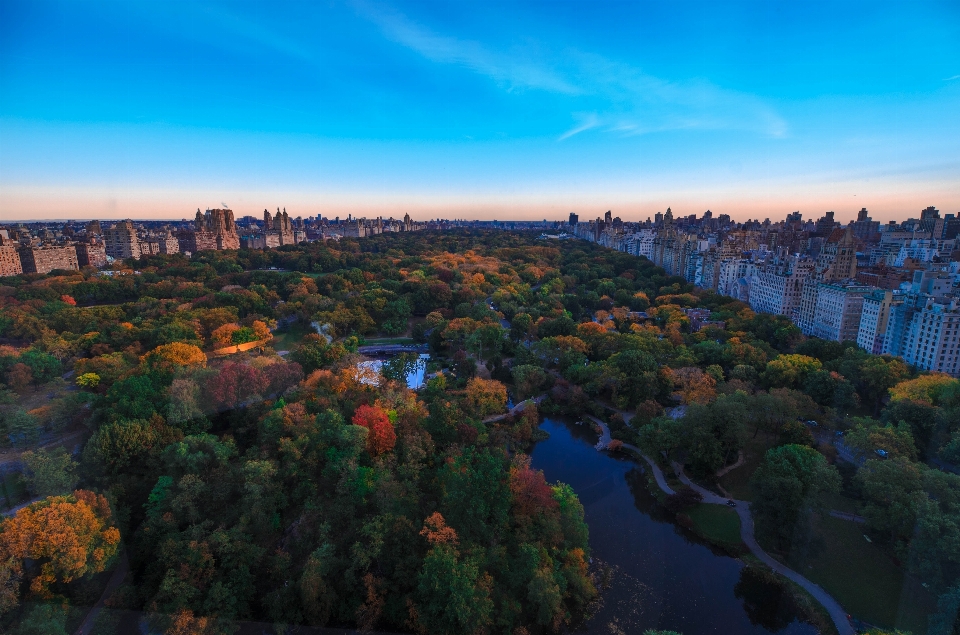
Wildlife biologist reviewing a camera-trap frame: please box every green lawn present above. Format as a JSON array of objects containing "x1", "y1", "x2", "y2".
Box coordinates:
[
  {"x1": 362, "y1": 337, "x2": 416, "y2": 345},
  {"x1": 270, "y1": 323, "x2": 311, "y2": 351},
  {"x1": 799, "y1": 515, "x2": 936, "y2": 634},
  {"x1": 687, "y1": 503, "x2": 743, "y2": 546}
]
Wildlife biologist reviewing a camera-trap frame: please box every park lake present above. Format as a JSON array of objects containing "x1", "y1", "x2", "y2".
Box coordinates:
[{"x1": 531, "y1": 417, "x2": 821, "y2": 635}]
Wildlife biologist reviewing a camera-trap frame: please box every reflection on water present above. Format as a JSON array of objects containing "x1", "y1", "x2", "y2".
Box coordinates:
[
  {"x1": 530, "y1": 417, "x2": 819, "y2": 635},
  {"x1": 357, "y1": 353, "x2": 429, "y2": 389}
]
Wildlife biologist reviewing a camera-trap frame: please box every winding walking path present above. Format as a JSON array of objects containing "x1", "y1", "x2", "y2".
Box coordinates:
[
  {"x1": 74, "y1": 549, "x2": 129, "y2": 635},
  {"x1": 584, "y1": 414, "x2": 854, "y2": 635},
  {"x1": 483, "y1": 394, "x2": 546, "y2": 423}
]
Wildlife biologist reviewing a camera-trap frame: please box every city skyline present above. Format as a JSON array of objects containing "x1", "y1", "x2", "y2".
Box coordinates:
[{"x1": 2, "y1": 0, "x2": 959, "y2": 221}]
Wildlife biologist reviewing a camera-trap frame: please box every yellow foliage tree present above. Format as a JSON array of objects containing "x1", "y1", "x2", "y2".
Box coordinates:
[
  {"x1": 141, "y1": 343, "x2": 207, "y2": 373},
  {"x1": 465, "y1": 377, "x2": 507, "y2": 417},
  {"x1": 0, "y1": 490, "x2": 121, "y2": 603},
  {"x1": 889, "y1": 373, "x2": 960, "y2": 406}
]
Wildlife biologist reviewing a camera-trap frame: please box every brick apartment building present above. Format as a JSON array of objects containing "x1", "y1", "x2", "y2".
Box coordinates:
[
  {"x1": 18, "y1": 245, "x2": 79, "y2": 274},
  {"x1": 0, "y1": 237, "x2": 23, "y2": 276}
]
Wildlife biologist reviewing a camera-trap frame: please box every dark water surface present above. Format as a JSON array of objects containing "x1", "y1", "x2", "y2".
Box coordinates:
[{"x1": 530, "y1": 417, "x2": 821, "y2": 635}]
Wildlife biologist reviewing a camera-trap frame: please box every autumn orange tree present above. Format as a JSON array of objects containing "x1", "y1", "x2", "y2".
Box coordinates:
[
  {"x1": 669, "y1": 366, "x2": 717, "y2": 405},
  {"x1": 210, "y1": 323, "x2": 241, "y2": 348},
  {"x1": 0, "y1": 490, "x2": 120, "y2": 609}
]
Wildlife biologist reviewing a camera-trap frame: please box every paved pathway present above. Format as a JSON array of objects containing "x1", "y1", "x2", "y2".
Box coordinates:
[
  {"x1": 829, "y1": 510, "x2": 866, "y2": 524},
  {"x1": 585, "y1": 414, "x2": 855, "y2": 635},
  {"x1": 74, "y1": 549, "x2": 129, "y2": 635},
  {"x1": 483, "y1": 394, "x2": 546, "y2": 423},
  {"x1": 1, "y1": 497, "x2": 41, "y2": 517},
  {"x1": 716, "y1": 450, "x2": 745, "y2": 478}
]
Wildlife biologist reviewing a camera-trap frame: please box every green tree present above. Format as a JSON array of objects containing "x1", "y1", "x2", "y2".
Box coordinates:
[
  {"x1": 856, "y1": 457, "x2": 924, "y2": 546},
  {"x1": 19, "y1": 350, "x2": 62, "y2": 385},
  {"x1": 21, "y1": 448, "x2": 78, "y2": 497},
  {"x1": 750, "y1": 444, "x2": 840, "y2": 550},
  {"x1": 845, "y1": 419, "x2": 918, "y2": 461},
  {"x1": 14, "y1": 603, "x2": 69, "y2": 635},
  {"x1": 510, "y1": 313, "x2": 533, "y2": 342},
  {"x1": 761, "y1": 354, "x2": 821, "y2": 389},
  {"x1": 467, "y1": 323, "x2": 506, "y2": 365},
  {"x1": 2, "y1": 408, "x2": 40, "y2": 448},
  {"x1": 929, "y1": 583, "x2": 960, "y2": 635},
  {"x1": 416, "y1": 544, "x2": 493, "y2": 635},
  {"x1": 512, "y1": 364, "x2": 548, "y2": 400},
  {"x1": 676, "y1": 394, "x2": 748, "y2": 476}
]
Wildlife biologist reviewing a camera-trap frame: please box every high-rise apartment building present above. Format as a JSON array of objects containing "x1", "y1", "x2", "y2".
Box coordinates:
[
  {"x1": 749, "y1": 254, "x2": 813, "y2": 317},
  {"x1": 806, "y1": 282, "x2": 874, "y2": 342},
  {"x1": 158, "y1": 231, "x2": 180, "y2": 254},
  {"x1": 75, "y1": 239, "x2": 108, "y2": 268},
  {"x1": 857, "y1": 289, "x2": 898, "y2": 354},
  {"x1": 178, "y1": 208, "x2": 240, "y2": 253},
  {"x1": 263, "y1": 208, "x2": 296, "y2": 245},
  {"x1": 0, "y1": 237, "x2": 23, "y2": 276},
  {"x1": 900, "y1": 297, "x2": 960, "y2": 376},
  {"x1": 103, "y1": 220, "x2": 142, "y2": 259}
]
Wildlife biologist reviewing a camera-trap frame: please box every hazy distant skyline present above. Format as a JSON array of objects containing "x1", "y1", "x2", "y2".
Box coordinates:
[{"x1": 2, "y1": 0, "x2": 959, "y2": 222}]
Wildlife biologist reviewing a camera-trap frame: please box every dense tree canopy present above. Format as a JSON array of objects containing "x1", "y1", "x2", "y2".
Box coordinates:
[{"x1": 2, "y1": 229, "x2": 959, "y2": 633}]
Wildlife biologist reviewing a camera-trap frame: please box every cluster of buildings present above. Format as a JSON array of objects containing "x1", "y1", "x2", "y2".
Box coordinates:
[
  {"x1": 0, "y1": 208, "x2": 434, "y2": 277},
  {"x1": 571, "y1": 206, "x2": 960, "y2": 377}
]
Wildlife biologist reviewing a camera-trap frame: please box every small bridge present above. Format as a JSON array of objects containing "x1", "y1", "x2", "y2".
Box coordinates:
[{"x1": 357, "y1": 344, "x2": 427, "y2": 356}]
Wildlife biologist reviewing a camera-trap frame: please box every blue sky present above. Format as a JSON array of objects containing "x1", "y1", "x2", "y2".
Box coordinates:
[{"x1": 1, "y1": 0, "x2": 958, "y2": 221}]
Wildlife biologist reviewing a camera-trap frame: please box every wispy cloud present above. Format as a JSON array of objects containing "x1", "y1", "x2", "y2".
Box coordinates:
[
  {"x1": 946, "y1": 75, "x2": 960, "y2": 81},
  {"x1": 356, "y1": 2, "x2": 787, "y2": 139},
  {"x1": 354, "y1": 2, "x2": 579, "y2": 95},
  {"x1": 558, "y1": 114, "x2": 600, "y2": 141}
]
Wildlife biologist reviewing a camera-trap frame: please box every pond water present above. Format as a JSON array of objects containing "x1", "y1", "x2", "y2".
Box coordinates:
[
  {"x1": 530, "y1": 417, "x2": 821, "y2": 635},
  {"x1": 357, "y1": 354, "x2": 430, "y2": 389}
]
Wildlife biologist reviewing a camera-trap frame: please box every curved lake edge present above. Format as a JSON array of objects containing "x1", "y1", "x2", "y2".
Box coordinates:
[{"x1": 530, "y1": 415, "x2": 839, "y2": 635}]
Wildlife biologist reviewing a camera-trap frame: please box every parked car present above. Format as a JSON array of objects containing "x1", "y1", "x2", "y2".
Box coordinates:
[
  {"x1": 875, "y1": 449, "x2": 889, "y2": 458},
  {"x1": 805, "y1": 420, "x2": 818, "y2": 427},
  {"x1": 726, "y1": 499, "x2": 737, "y2": 508}
]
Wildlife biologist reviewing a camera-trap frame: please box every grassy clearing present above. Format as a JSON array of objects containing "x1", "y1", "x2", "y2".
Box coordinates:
[
  {"x1": 821, "y1": 492, "x2": 861, "y2": 515},
  {"x1": 687, "y1": 503, "x2": 743, "y2": 546},
  {"x1": 363, "y1": 337, "x2": 416, "y2": 345},
  {"x1": 798, "y1": 515, "x2": 936, "y2": 634},
  {"x1": 270, "y1": 323, "x2": 311, "y2": 351}
]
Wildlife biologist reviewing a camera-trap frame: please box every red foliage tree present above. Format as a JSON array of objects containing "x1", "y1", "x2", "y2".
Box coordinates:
[
  {"x1": 509, "y1": 455, "x2": 558, "y2": 517},
  {"x1": 265, "y1": 361, "x2": 304, "y2": 396},
  {"x1": 352, "y1": 404, "x2": 396, "y2": 456},
  {"x1": 208, "y1": 362, "x2": 269, "y2": 410}
]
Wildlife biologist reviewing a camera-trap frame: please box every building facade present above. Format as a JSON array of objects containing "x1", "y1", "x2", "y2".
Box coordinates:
[
  {"x1": 0, "y1": 237, "x2": 23, "y2": 276},
  {"x1": 75, "y1": 240, "x2": 108, "y2": 268},
  {"x1": 18, "y1": 245, "x2": 79, "y2": 274},
  {"x1": 103, "y1": 220, "x2": 141, "y2": 259},
  {"x1": 856, "y1": 289, "x2": 897, "y2": 354}
]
